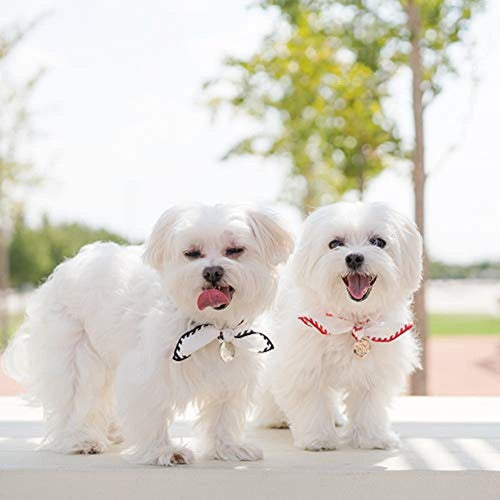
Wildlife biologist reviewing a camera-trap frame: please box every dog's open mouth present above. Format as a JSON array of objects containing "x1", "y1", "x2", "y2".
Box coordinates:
[
  {"x1": 342, "y1": 274, "x2": 377, "y2": 302},
  {"x1": 197, "y1": 285, "x2": 235, "y2": 311}
]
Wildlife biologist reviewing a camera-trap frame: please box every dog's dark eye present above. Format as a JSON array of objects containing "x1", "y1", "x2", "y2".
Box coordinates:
[
  {"x1": 184, "y1": 249, "x2": 202, "y2": 259},
  {"x1": 370, "y1": 237, "x2": 386, "y2": 249},
  {"x1": 226, "y1": 247, "x2": 245, "y2": 257},
  {"x1": 329, "y1": 239, "x2": 345, "y2": 249}
]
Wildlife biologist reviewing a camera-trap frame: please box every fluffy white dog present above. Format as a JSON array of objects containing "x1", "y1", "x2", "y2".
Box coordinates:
[
  {"x1": 261, "y1": 202, "x2": 422, "y2": 451},
  {"x1": 5, "y1": 203, "x2": 294, "y2": 465}
]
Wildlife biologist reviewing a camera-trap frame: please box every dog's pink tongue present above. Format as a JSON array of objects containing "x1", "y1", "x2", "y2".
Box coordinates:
[
  {"x1": 197, "y1": 289, "x2": 230, "y2": 311},
  {"x1": 347, "y1": 275, "x2": 372, "y2": 299}
]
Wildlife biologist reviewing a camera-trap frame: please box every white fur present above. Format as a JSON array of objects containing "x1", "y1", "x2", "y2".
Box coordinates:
[
  {"x1": 4, "y1": 203, "x2": 294, "y2": 465},
  {"x1": 261, "y1": 202, "x2": 422, "y2": 451}
]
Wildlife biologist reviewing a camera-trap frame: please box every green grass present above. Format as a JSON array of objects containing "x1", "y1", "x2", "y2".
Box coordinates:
[
  {"x1": 0, "y1": 313, "x2": 498, "y2": 349},
  {"x1": 430, "y1": 314, "x2": 500, "y2": 336}
]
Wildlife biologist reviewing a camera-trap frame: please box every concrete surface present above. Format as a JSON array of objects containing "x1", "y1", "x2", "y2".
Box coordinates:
[{"x1": 1, "y1": 396, "x2": 500, "y2": 499}]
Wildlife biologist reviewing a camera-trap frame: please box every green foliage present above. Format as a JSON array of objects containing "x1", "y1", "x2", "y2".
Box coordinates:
[
  {"x1": 207, "y1": 0, "x2": 483, "y2": 211},
  {"x1": 207, "y1": 6, "x2": 400, "y2": 210},
  {"x1": 264, "y1": 0, "x2": 484, "y2": 100},
  {"x1": 0, "y1": 17, "x2": 46, "y2": 222},
  {"x1": 1, "y1": 313, "x2": 23, "y2": 349},
  {"x1": 8, "y1": 215, "x2": 130, "y2": 288}
]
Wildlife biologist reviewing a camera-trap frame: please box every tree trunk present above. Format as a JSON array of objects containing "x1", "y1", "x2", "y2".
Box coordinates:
[
  {"x1": 358, "y1": 171, "x2": 365, "y2": 201},
  {"x1": 0, "y1": 225, "x2": 9, "y2": 347},
  {"x1": 302, "y1": 168, "x2": 317, "y2": 214},
  {"x1": 408, "y1": 0, "x2": 428, "y2": 395}
]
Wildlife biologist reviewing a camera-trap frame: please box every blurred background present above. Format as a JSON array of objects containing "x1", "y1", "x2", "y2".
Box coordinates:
[{"x1": 0, "y1": 0, "x2": 498, "y2": 396}]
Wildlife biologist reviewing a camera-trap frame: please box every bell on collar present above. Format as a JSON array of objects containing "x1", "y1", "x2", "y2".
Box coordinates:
[
  {"x1": 353, "y1": 338, "x2": 371, "y2": 359},
  {"x1": 220, "y1": 341, "x2": 236, "y2": 363}
]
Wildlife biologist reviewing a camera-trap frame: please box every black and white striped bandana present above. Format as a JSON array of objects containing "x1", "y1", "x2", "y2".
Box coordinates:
[{"x1": 172, "y1": 323, "x2": 274, "y2": 362}]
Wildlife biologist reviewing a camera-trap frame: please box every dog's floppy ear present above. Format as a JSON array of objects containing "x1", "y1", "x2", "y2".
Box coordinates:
[
  {"x1": 246, "y1": 206, "x2": 295, "y2": 266},
  {"x1": 393, "y1": 211, "x2": 423, "y2": 296},
  {"x1": 143, "y1": 206, "x2": 184, "y2": 271}
]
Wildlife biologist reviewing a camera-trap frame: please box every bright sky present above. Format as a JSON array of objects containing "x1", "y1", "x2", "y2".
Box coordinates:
[{"x1": 3, "y1": 0, "x2": 500, "y2": 263}]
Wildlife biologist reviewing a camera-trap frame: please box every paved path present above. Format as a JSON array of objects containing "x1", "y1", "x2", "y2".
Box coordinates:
[
  {"x1": 1, "y1": 396, "x2": 499, "y2": 500},
  {"x1": 428, "y1": 335, "x2": 500, "y2": 395},
  {"x1": 2, "y1": 335, "x2": 500, "y2": 396},
  {"x1": 0, "y1": 360, "x2": 23, "y2": 396}
]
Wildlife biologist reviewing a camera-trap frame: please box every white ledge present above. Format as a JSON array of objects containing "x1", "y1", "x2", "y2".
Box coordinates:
[{"x1": 1, "y1": 396, "x2": 500, "y2": 500}]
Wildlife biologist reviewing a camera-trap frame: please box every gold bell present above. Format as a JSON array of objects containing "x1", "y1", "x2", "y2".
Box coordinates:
[{"x1": 353, "y1": 338, "x2": 371, "y2": 359}]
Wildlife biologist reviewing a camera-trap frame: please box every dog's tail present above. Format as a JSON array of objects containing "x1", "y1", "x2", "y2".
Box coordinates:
[
  {"x1": 3, "y1": 323, "x2": 47, "y2": 410},
  {"x1": 2, "y1": 303, "x2": 44, "y2": 404},
  {"x1": 3, "y1": 278, "x2": 60, "y2": 404},
  {"x1": 3, "y1": 323, "x2": 30, "y2": 383},
  {"x1": 3, "y1": 322, "x2": 43, "y2": 404}
]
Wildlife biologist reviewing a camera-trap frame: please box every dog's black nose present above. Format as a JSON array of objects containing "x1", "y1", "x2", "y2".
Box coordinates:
[
  {"x1": 202, "y1": 266, "x2": 224, "y2": 284},
  {"x1": 345, "y1": 253, "x2": 364, "y2": 270}
]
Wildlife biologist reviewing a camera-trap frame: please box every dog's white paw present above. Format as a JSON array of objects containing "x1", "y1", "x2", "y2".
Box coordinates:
[
  {"x1": 73, "y1": 440, "x2": 106, "y2": 455},
  {"x1": 44, "y1": 430, "x2": 109, "y2": 455},
  {"x1": 296, "y1": 434, "x2": 339, "y2": 452},
  {"x1": 156, "y1": 447, "x2": 195, "y2": 466},
  {"x1": 213, "y1": 442, "x2": 263, "y2": 462},
  {"x1": 350, "y1": 429, "x2": 400, "y2": 450}
]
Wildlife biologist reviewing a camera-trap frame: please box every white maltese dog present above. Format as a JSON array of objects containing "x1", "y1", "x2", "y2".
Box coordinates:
[
  {"x1": 5, "y1": 203, "x2": 294, "y2": 465},
  {"x1": 260, "y1": 202, "x2": 422, "y2": 451}
]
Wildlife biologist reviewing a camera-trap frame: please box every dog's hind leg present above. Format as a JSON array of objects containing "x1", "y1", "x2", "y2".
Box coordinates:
[
  {"x1": 17, "y1": 309, "x2": 110, "y2": 454},
  {"x1": 274, "y1": 374, "x2": 340, "y2": 451},
  {"x1": 254, "y1": 389, "x2": 289, "y2": 429},
  {"x1": 46, "y1": 332, "x2": 109, "y2": 454}
]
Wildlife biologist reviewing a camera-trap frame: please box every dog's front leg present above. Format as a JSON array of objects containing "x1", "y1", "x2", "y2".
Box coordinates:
[
  {"x1": 346, "y1": 387, "x2": 400, "y2": 450},
  {"x1": 126, "y1": 418, "x2": 194, "y2": 467},
  {"x1": 197, "y1": 387, "x2": 263, "y2": 462},
  {"x1": 116, "y1": 355, "x2": 194, "y2": 466}
]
